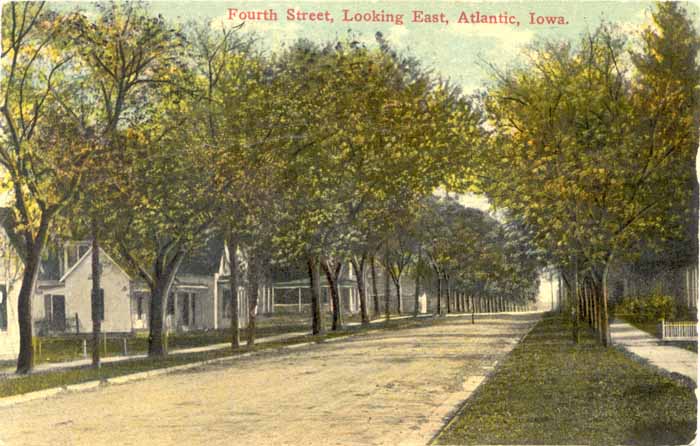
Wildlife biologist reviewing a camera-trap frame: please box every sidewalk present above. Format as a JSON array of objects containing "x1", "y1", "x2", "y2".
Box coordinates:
[
  {"x1": 610, "y1": 319, "x2": 697, "y2": 383},
  {"x1": 0, "y1": 314, "x2": 421, "y2": 378}
]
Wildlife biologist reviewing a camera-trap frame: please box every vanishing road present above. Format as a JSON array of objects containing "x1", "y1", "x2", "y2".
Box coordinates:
[{"x1": 0, "y1": 313, "x2": 540, "y2": 446}]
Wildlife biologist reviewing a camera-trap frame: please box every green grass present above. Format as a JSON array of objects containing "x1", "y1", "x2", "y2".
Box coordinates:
[
  {"x1": 0, "y1": 313, "x2": 437, "y2": 398},
  {"x1": 625, "y1": 319, "x2": 660, "y2": 337},
  {"x1": 435, "y1": 314, "x2": 697, "y2": 446}
]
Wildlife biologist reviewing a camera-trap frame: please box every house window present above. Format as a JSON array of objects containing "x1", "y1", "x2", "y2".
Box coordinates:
[
  {"x1": 78, "y1": 244, "x2": 90, "y2": 259},
  {"x1": 167, "y1": 292, "x2": 175, "y2": 316},
  {"x1": 222, "y1": 289, "x2": 232, "y2": 318},
  {"x1": 92, "y1": 288, "x2": 105, "y2": 321},
  {"x1": 180, "y1": 292, "x2": 190, "y2": 326},
  {"x1": 0, "y1": 285, "x2": 7, "y2": 331},
  {"x1": 137, "y1": 296, "x2": 144, "y2": 320}
]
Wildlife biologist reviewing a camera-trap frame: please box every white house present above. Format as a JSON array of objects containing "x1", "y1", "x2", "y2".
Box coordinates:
[
  {"x1": 29, "y1": 236, "x2": 274, "y2": 337},
  {"x1": 33, "y1": 241, "x2": 134, "y2": 334},
  {"x1": 131, "y1": 237, "x2": 274, "y2": 333},
  {"x1": 0, "y1": 209, "x2": 24, "y2": 360}
]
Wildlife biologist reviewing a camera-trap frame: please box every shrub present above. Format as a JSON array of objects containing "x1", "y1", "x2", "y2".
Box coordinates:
[{"x1": 615, "y1": 295, "x2": 677, "y2": 323}]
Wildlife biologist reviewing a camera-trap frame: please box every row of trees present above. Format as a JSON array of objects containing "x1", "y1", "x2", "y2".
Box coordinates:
[
  {"x1": 354, "y1": 195, "x2": 542, "y2": 324},
  {"x1": 4, "y1": 0, "x2": 689, "y2": 375},
  {"x1": 2, "y1": 2, "x2": 536, "y2": 375},
  {"x1": 477, "y1": 2, "x2": 699, "y2": 345}
]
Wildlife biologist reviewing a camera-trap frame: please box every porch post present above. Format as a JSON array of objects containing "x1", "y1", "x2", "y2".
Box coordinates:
[{"x1": 271, "y1": 287, "x2": 276, "y2": 314}]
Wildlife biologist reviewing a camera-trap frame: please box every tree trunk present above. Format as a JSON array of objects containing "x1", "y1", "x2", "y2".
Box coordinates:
[
  {"x1": 413, "y1": 261, "x2": 421, "y2": 317},
  {"x1": 147, "y1": 252, "x2": 185, "y2": 357},
  {"x1": 586, "y1": 280, "x2": 592, "y2": 327},
  {"x1": 436, "y1": 274, "x2": 442, "y2": 316},
  {"x1": 226, "y1": 235, "x2": 240, "y2": 350},
  {"x1": 594, "y1": 280, "x2": 602, "y2": 335},
  {"x1": 384, "y1": 250, "x2": 391, "y2": 320},
  {"x1": 351, "y1": 256, "x2": 369, "y2": 326},
  {"x1": 370, "y1": 255, "x2": 380, "y2": 318},
  {"x1": 16, "y1": 217, "x2": 51, "y2": 374},
  {"x1": 589, "y1": 280, "x2": 596, "y2": 328},
  {"x1": 445, "y1": 274, "x2": 452, "y2": 314},
  {"x1": 601, "y1": 261, "x2": 612, "y2": 347},
  {"x1": 148, "y1": 281, "x2": 168, "y2": 357},
  {"x1": 247, "y1": 252, "x2": 259, "y2": 347},
  {"x1": 322, "y1": 259, "x2": 343, "y2": 331},
  {"x1": 307, "y1": 256, "x2": 323, "y2": 335},
  {"x1": 394, "y1": 276, "x2": 402, "y2": 316},
  {"x1": 91, "y1": 221, "x2": 102, "y2": 369},
  {"x1": 572, "y1": 261, "x2": 580, "y2": 344}
]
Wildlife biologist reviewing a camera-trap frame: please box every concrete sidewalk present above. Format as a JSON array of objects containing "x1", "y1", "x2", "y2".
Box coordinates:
[
  {"x1": 610, "y1": 319, "x2": 698, "y2": 383},
  {"x1": 0, "y1": 314, "x2": 422, "y2": 378}
]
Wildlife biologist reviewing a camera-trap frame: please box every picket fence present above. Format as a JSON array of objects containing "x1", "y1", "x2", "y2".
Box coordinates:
[{"x1": 660, "y1": 320, "x2": 698, "y2": 341}]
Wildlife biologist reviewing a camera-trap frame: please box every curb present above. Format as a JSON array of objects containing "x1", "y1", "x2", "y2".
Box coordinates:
[
  {"x1": 0, "y1": 386, "x2": 64, "y2": 408},
  {"x1": 0, "y1": 342, "x2": 313, "y2": 408}
]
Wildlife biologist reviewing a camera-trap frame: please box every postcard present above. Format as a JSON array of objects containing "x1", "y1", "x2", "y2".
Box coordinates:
[{"x1": 0, "y1": 1, "x2": 698, "y2": 445}]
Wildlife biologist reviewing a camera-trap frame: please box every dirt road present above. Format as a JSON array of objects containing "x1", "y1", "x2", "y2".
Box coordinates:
[{"x1": 0, "y1": 313, "x2": 540, "y2": 446}]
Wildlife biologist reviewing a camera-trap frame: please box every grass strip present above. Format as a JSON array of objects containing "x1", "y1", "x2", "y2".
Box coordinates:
[
  {"x1": 17, "y1": 311, "x2": 403, "y2": 365},
  {"x1": 435, "y1": 314, "x2": 697, "y2": 446}
]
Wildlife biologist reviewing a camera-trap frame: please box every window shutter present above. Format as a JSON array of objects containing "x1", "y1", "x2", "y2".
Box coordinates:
[{"x1": 0, "y1": 285, "x2": 7, "y2": 331}]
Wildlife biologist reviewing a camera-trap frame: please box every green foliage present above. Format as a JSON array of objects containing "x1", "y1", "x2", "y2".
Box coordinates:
[
  {"x1": 616, "y1": 295, "x2": 678, "y2": 323},
  {"x1": 480, "y1": 2, "x2": 699, "y2": 275},
  {"x1": 416, "y1": 196, "x2": 541, "y2": 303}
]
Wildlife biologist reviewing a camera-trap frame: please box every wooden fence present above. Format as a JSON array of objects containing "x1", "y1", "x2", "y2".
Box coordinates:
[{"x1": 660, "y1": 320, "x2": 697, "y2": 341}]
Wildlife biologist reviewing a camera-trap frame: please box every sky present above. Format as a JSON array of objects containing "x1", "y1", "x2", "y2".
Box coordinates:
[
  {"x1": 41, "y1": 0, "x2": 699, "y2": 94},
  {"x1": 148, "y1": 0, "x2": 697, "y2": 92}
]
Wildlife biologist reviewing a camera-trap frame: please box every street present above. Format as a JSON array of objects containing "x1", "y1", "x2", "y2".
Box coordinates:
[{"x1": 0, "y1": 313, "x2": 540, "y2": 446}]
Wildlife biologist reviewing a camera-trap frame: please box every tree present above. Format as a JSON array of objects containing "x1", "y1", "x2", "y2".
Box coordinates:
[
  {"x1": 106, "y1": 44, "x2": 231, "y2": 356},
  {"x1": 186, "y1": 22, "x2": 275, "y2": 348},
  {"x1": 1, "y1": 3, "x2": 96, "y2": 373},
  {"x1": 59, "y1": 1, "x2": 186, "y2": 368},
  {"x1": 479, "y1": 7, "x2": 699, "y2": 345},
  {"x1": 267, "y1": 31, "x2": 485, "y2": 333}
]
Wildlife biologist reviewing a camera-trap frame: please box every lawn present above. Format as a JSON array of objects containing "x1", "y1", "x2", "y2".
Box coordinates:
[
  {"x1": 435, "y1": 314, "x2": 697, "y2": 446},
  {"x1": 0, "y1": 313, "x2": 437, "y2": 398}
]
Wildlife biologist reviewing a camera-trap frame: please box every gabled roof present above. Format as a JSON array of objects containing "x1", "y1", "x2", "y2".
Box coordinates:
[
  {"x1": 59, "y1": 247, "x2": 131, "y2": 283},
  {"x1": 178, "y1": 235, "x2": 225, "y2": 277}
]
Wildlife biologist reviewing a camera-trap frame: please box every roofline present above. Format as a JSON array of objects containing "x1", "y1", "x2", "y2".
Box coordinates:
[{"x1": 59, "y1": 247, "x2": 132, "y2": 283}]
